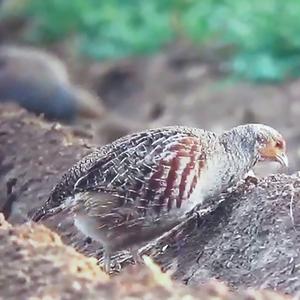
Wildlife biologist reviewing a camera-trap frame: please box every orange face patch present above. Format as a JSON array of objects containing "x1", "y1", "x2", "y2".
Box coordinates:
[
  {"x1": 259, "y1": 139, "x2": 288, "y2": 167},
  {"x1": 259, "y1": 143, "x2": 277, "y2": 159}
]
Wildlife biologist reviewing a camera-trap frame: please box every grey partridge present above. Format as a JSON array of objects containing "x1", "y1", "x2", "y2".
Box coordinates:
[{"x1": 31, "y1": 124, "x2": 288, "y2": 272}]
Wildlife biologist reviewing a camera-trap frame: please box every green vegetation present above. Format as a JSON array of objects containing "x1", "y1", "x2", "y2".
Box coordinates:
[{"x1": 2, "y1": 0, "x2": 300, "y2": 81}]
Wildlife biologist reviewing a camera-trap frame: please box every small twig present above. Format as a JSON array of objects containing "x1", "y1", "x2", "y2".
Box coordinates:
[
  {"x1": 2, "y1": 177, "x2": 17, "y2": 219},
  {"x1": 139, "y1": 194, "x2": 227, "y2": 257},
  {"x1": 107, "y1": 193, "x2": 229, "y2": 273},
  {"x1": 138, "y1": 213, "x2": 198, "y2": 256},
  {"x1": 288, "y1": 184, "x2": 296, "y2": 232}
]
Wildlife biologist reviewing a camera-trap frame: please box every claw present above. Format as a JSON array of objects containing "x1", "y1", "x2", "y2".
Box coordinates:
[{"x1": 245, "y1": 175, "x2": 259, "y2": 186}]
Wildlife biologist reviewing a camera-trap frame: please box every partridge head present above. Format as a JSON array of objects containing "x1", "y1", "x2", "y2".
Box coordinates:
[{"x1": 30, "y1": 124, "x2": 288, "y2": 272}]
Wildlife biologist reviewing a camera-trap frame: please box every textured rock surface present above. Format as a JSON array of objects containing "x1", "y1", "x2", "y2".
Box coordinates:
[
  {"x1": 157, "y1": 174, "x2": 300, "y2": 294},
  {"x1": 0, "y1": 214, "x2": 293, "y2": 299},
  {"x1": 0, "y1": 105, "x2": 300, "y2": 297},
  {"x1": 0, "y1": 215, "x2": 108, "y2": 299},
  {"x1": 0, "y1": 104, "x2": 93, "y2": 223}
]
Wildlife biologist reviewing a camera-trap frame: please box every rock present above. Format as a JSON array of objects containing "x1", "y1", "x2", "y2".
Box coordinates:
[
  {"x1": 0, "y1": 104, "x2": 93, "y2": 223},
  {"x1": 0, "y1": 213, "x2": 293, "y2": 299},
  {"x1": 0, "y1": 214, "x2": 108, "y2": 299},
  {"x1": 161, "y1": 174, "x2": 300, "y2": 294}
]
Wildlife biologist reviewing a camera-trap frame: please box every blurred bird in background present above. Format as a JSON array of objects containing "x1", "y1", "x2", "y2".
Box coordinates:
[{"x1": 0, "y1": 46, "x2": 105, "y2": 122}]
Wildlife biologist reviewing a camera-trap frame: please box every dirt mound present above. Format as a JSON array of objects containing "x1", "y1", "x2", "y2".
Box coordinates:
[
  {"x1": 0, "y1": 213, "x2": 292, "y2": 299},
  {"x1": 0, "y1": 105, "x2": 300, "y2": 296}
]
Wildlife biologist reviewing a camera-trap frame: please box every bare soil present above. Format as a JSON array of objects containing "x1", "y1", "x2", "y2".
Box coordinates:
[
  {"x1": 1, "y1": 106, "x2": 300, "y2": 295},
  {"x1": 69, "y1": 47, "x2": 300, "y2": 173}
]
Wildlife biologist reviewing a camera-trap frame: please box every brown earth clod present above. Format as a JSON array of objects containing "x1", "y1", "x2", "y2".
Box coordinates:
[{"x1": 0, "y1": 105, "x2": 300, "y2": 298}]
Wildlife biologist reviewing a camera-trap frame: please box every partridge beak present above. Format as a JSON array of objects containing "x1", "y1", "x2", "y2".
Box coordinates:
[
  {"x1": 275, "y1": 152, "x2": 288, "y2": 168},
  {"x1": 259, "y1": 143, "x2": 288, "y2": 169}
]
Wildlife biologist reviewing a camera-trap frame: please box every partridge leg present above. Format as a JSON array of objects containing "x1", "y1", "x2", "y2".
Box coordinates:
[
  {"x1": 103, "y1": 249, "x2": 112, "y2": 274},
  {"x1": 131, "y1": 246, "x2": 144, "y2": 264}
]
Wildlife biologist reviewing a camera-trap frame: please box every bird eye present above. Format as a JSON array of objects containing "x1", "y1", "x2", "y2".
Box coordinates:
[{"x1": 257, "y1": 135, "x2": 266, "y2": 145}]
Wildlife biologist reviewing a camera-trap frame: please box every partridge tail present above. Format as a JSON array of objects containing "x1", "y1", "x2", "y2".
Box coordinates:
[{"x1": 28, "y1": 202, "x2": 63, "y2": 222}]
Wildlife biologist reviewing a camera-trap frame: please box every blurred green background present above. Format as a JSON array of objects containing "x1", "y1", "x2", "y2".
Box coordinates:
[
  {"x1": 2, "y1": 0, "x2": 300, "y2": 82},
  {"x1": 2, "y1": 0, "x2": 300, "y2": 173}
]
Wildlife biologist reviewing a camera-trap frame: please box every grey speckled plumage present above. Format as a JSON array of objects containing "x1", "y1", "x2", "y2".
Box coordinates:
[{"x1": 31, "y1": 124, "x2": 288, "y2": 272}]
